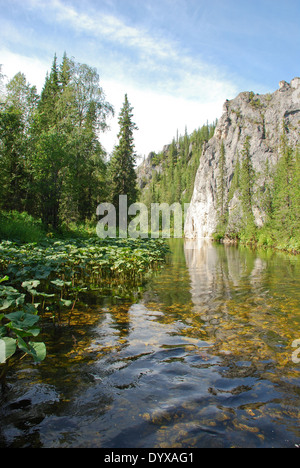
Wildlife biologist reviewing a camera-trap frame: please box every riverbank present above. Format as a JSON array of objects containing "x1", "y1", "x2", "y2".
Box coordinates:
[
  {"x1": 1, "y1": 239, "x2": 300, "y2": 448},
  {"x1": 218, "y1": 237, "x2": 300, "y2": 256},
  {"x1": 0, "y1": 215, "x2": 169, "y2": 388},
  {"x1": 213, "y1": 227, "x2": 300, "y2": 256}
]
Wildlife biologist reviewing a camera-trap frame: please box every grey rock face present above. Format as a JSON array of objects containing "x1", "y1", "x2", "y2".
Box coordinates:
[{"x1": 184, "y1": 79, "x2": 300, "y2": 239}]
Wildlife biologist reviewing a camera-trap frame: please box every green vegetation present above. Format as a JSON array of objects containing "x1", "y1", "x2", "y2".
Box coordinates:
[
  {"x1": 0, "y1": 236, "x2": 168, "y2": 388},
  {"x1": 214, "y1": 131, "x2": 300, "y2": 253},
  {"x1": 140, "y1": 122, "x2": 216, "y2": 209},
  {"x1": 108, "y1": 94, "x2": 138, "y2": 217},
  {"x1": 0, "y1": 274, "x2": 46, "y2": 389},
  {"x1": 257, "y1": 136, "x2": 300, "y2": 252},
  {"x1": 0, "y1": 55, "x2": 170, "y2": 389},
  {"x1": 215, "y1": 141, "x2": 227, "y2": 238},
  {"x1": 0, "y1": 211, "x2": 46, "y2": 243},
  {"x1": 0, "y1": 54, "x2": 115, "y2": 230}
]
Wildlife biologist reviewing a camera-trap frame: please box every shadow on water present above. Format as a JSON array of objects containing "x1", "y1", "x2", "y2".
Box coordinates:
[{"x1": 1, "y1": 239, "x2": 300, "y2": 448}]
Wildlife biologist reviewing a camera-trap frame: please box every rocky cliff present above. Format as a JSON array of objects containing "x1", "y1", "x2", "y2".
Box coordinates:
[{"x1": 184, "y1": 78, "x2": 300, "y2": 239}]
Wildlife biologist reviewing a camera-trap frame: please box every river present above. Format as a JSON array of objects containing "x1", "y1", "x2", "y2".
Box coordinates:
[{"x1": 1, "y1": 239, "x2": 300, "y2": 448}]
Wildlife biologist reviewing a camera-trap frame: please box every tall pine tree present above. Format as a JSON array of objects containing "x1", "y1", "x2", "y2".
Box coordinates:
[
  {"x1": 0, "y1": 73, "x2": 38, "y2": 212},
  {"x1": 240, "y1": 136, "x2": 256, "y2": 237},
  {"x1": 108, "y1": 94, "x2": 138, "y2": 216}
]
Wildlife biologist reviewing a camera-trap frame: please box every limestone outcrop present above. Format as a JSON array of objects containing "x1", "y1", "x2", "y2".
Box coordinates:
[{"x1": 184, "y1": 78, "x2": 300, "y2": 239}]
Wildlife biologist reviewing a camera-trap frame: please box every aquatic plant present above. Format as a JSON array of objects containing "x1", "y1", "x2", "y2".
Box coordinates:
[{"x1": 0, "y1": 237, "x2": 168, "y2": 388}]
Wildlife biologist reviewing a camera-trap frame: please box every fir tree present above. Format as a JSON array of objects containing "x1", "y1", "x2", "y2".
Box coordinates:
[
  {"x1": 108, "y1": 94, "x2": 138, "y2": 215},
  {"x1": 217, "y1": 141, "x2": 227, "y2": 222},
  {"x1": 228, "y1": 153, "x2": 240, "y2": 203},
  {"x1": 38, "y1": 54, "x2": 60, "y2": 128},
  {"x1": 59, "y1": 52, "x2": 72, "y2": 88},
  {"x1": 0, "y1": 73, "x2": 38, "y2": 212},
  {"x1": 239, "y1": 136, "x2": 256, "y2": 237},
  {"x1": 271, "y1": 132, "x2": 299, "y2": 236}
]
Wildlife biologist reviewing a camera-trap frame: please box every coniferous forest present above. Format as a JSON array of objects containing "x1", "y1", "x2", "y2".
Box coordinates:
[
  {"x1": 0, "y1": 53, "x2": 300, "y2": 444},
  {"x1": 0, "y1": 53, "x2": 299, "y2": 249},
  {"x1": 1, "y1": 1, "x2": 300, "y2": 449},
  {"x1": 214, "y1": 133, "x2": 300, "y2": 251},
  {"x1": 0, "y1": 54, "x2": 139, "y2": 235}
]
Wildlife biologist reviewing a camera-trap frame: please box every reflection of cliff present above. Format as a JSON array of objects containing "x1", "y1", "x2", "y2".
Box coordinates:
[
  {"x1": 184, "y1": 239, "x2": 221, "y2": 310},
  {"x1": 184, "y1": 239, "x2": 267, "y2": 303},
  {"x1": 183, "y1": 239, "x2": 252, "y2": 313},
  {"x1": 182, "y1": 240, "x2": 299, "y2": 365}
]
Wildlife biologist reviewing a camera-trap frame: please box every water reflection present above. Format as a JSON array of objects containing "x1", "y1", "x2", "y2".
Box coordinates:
[
  {"x1": 184, "y1": 239, "x2": 300, "y2": 365},
  {"x1": 1, "y1": 240, "x2": 300, "y2": 448}
]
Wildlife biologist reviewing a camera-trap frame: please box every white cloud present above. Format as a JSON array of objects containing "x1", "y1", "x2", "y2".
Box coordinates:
[
  {"x1": 0, "y1": 0, "x2": 239, "y2": 157},
  {"x1": 24, "y1": 0, "x2": 235, "y2": 156},
  {"x1": 100, "y1": 79, "x2": 226, "y2": 158},
  {"x1": 24, "y1": 0, "x2": 237, "y2": 99},
  {"x1": 0, "y1": 48, "x2": 49, "y2": 91},
  {"x1": 0, "y1": 48, "x2": 226, "y2": 158}
]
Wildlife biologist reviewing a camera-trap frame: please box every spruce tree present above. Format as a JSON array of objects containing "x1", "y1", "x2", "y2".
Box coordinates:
[
  {"x1": 38, "y1": 54, "x2": 60, "y2": 128},
  {"x1": 0, "y1": 73, "x2": 38, "y2": 212},
  {"x1": 217, "y1": 141, "x2": 227, "y2": 222},
  {"x1": 239, "y1": 136, "x2": 256, "y2": 238},
  {"x1": 108, "y1": 94, "x2": 138, "y2": 216},
  {"x1": 271, "y1": 132, "x2": 299, "y2": 237},
  {"x1": 29, "y1": 55, "x2": 66, "y2": 228}
]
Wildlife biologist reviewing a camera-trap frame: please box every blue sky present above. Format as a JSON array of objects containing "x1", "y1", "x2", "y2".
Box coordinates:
[{"x1": 1, "y1": 0, "x2": 299, "y2": 157}]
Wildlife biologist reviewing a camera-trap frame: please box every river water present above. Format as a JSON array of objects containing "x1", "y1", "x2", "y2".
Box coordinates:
[{"x1": 1, "y1": 239, "x2": 300, "y2": 448}]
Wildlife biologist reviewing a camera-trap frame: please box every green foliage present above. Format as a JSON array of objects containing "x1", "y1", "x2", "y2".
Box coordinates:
[
  {"x1": 0, "y1": 211, "x2": 46, "y2": 243},
  {"x1": 214, "y1": 130, "x2": 300, "y2": 252},
  {"x1": 265, "y1": 136, "x2": 300, "y2": 251},
  {"x1": 0, "y1": 53, "x2": 113, "y2": 230},
  {"x1": 216, "y1": 141, "x2": 227, "y2": 226},
  {"x1": 108, "y1": 94, "x2": 138, "y2": 214},
  {"x1": 0, "y1": 276, "x2": 46, "y2": 387},
  {"x1": 139, "y1": 121, "x2": 217, "y2": 211},
  {"x1": 0, "y1": 235, "x2": 168, "y2": 387},
  {"x1": 228, "y1": 154, "x2": 240, "y2": 203},
  {"x1": 0, "y1": 106, "x2": 27, "y2": 211},
  {"x1": 240, "y1": 137, "x2": 255, "y2": 214}
]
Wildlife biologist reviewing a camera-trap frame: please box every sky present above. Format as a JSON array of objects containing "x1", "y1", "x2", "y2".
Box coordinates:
[{"x1": 0, "y1": 0, "x2": 299, "y2": 159}]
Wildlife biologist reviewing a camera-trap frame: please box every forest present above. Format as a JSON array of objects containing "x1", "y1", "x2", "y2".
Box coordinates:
[
  {"x1": 0, "y1": 54, "x2": 165, "y2": 383},
  {"x1": 0, "y1": 53, "x2": 136, "y2": 234},
  {"x1": 0, "y1": 52, "x2": 299, "y2": 388},
  {"x1": 213, "y1": 134, "x2": 300, "y2": 252},
  {"x1": 0, "y1": 53, "x2": 299, "y2": 248},
  {"x1": 139, "y1": 122, "x2": 216, "y2": 209}
]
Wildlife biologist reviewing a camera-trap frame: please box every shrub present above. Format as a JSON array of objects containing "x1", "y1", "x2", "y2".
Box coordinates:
[{"x1": 0, "y1": 211, "x2": 46, "y2": 243}]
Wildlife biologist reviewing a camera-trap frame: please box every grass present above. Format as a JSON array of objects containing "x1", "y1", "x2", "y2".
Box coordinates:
[
  {"x1": 0, "y1": 212, "x2": 169, "y2": 387},
  {"x1": 0, "y1": 210, "x2": 101, "y2": 243},
  {"x1": 213, "y1": 221, "x2": 300, "y2": 254},
  {"x1": 0, "y1": 211, "x2": 46, "y2": 243}
]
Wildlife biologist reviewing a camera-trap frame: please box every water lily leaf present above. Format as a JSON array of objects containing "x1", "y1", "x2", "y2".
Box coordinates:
[
  {"x1": 0, "y1": 298, "x2": 16, "y2": 311},
  {"x1": 16, "y1": 335, "x2": 30, "y2": 354},
  {"x1": 51, "y1": 279, "x2": 66, "y2": 288},
  {"x1": 28, "y1": 341, "x2": 46, "y2": 362},
  {"x1": 38, "y1": 292, "x2": 55, "y2": 298},
  {"x1": 59, "y1": 299, "x2": 73, "y2": 308},
  {"x1": 0, "y1": 276, "x2": 9, "y2": 284},
  {"x1": 5, "y1": 311, "x2": 40, "y2": 328},
  {"x1": 0, "y1": 337, "x2": 17, "y2": 363},
  {"x1": 22, "y1": 280, "x2": 41, "y2": 291}
]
